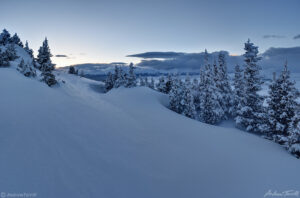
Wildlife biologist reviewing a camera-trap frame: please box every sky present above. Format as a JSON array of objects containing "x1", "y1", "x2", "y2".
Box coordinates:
[{"x1": 1, "y1": 0, "x2": 300, "y2": 67}]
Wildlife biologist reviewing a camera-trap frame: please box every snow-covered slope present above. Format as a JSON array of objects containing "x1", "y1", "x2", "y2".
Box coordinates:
[{"x1": 0, "y1": 67, "x2": 299, "y2": 198}]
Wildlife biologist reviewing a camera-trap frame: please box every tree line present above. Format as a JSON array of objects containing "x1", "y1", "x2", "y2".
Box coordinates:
[
  {"x1": 0, "y1": 29, "x2": 57, "y2": 86},
  {"x1": 105, "y1": 40, "x2": 300, "y2": 158}
]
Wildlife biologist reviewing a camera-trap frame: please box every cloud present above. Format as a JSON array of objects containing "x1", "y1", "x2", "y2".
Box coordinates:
[
  {"x1": 133, "y1": 47, "x2": 300, "y2": 73},
  {"x1": 293, "y1": 34, "x2": 300, "y2": 39},
  {"x1": 127, "y1": 52, "x2": 184, "y2": 59},
  {"x1": 55, "y1": 54, "x2": 68, "y2": 58},
  {"x1": 263, "y1": 35, "x2": 285, "y2": 39}
]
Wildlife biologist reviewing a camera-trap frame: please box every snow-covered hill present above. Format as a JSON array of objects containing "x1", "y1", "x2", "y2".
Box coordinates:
[{"x1": 0, "y1": 65, "x2": 299, "y2": 198}]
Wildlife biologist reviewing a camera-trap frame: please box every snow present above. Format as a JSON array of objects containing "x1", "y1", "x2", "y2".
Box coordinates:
[{"x1": 0, "y1": 64, "x2": 299, "y2": 198}]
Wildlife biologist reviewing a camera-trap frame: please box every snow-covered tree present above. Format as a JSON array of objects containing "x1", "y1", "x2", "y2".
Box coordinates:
[
  {"x1": 199, "y1": 54, "x2": 224, "y2": 124},
  {"x1": 169, "y1": 75, "x2": 184, "y2": 114},
  {"x1": 37, "y1": 38, "x2": 55, "y2": 71},
  {"x1": 105, "y1": 72, "x2": 114, "y2": 91},
  {"x1": 233, "y1": 64, "x2": 244, "y2": 116},
  {"x1": 114, "y1": 67, "x2": 126, "y2": 88},
  {"x1": 235, "y1": 40, "x2": 267, "y2": 132},
  {"x1": 217, "y1": 52, "x2": 233, "y2": 117},
  {"x1": 182, "y1": 83, "x2": 196, "y2": 119},
  {"x1": 139, "y1": 77, "x2": 146, "y2": 86},
  {"x1": 24, "y1": 41, "x2": 34, "y2": 58},
  {"x1": 267, "y1": 62, "x2": 299, "y2": 142},
  {"x1": 10, "y1": 33, "x2": 23, "y2": 47},
  {"x1": 156, "y1": 76, "x2": 166, "y2": 93},
  {"x1": 165, "y1": 74, "x2": 173, "y2": 94},
  {"x1": 288, "y1": 112, "x2": 300, "y2": 157},
  {"x1": 191, "y1": 78, "x2": 200, "y2": 113},
  {"x1": 17, "y1": 58, "x2": 25, "y2": 72},
  {"x1": 37, "y1": 38, "x2": 57, "y2": 86},
  {"x1": 17, "y1": 59, "x2": 36, "y2": 77},
  {"x1": 5, "y1": 44, "x2": 18, "y2": 61},
  {"x1": 149, "y1": 77, "x2": 155, "y2": 89},
  {"x1": 126, "y1": 62, "x2": 137, "y2": 88},
  {"x1": 0, "y1": 29, "x2": 11, "y2": 45},
  {"x1": 0, "y1": 48, "x2": 10, "y2": 66},
  {"x1": 68, "y1": 66, "x2": 76, "y2": 74}
]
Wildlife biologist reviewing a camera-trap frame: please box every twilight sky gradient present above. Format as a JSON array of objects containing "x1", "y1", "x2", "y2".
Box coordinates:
[{"x1": 1, "y1": 0, "x2": 300, "y2": 67}]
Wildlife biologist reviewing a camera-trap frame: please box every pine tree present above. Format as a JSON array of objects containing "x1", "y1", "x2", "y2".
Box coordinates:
[
  {"x1": 233, "y1": 64, "x2": 244, "y2": 116},
  {"x1": 37, "y1": 38, "x2": 55, "y2": 71},
  {"x1": 0, "y1": 48, "x2": 10, "y2": 66},
  {"x1": 5, "y1": 44, "x2": 18, "y2": 61},
  {"x1": 105, "y1": 72, "x2": 114, "y2": 91},
  {"x1": 17, "y1": 59, "x2": 36, "y2": 77},
  {"x1": 17, "y1": 58, "x2": 25, "y2": 72},
  {"x1": 125, "y1": 62, "x2": 137, "y2": 87},
  {"x1": 165, "y1": 74, "x2": 173, "y2": 94},
  {"x1": 267, "y1": 62, "x2": 299, "y2": 142},
  {"x1": 10, "y1": 33, "x2": 23, "y2": 47},
  {"x1": 169, "y1": 75, "x2": 184, "y2": 114},
  {"x1": 24, "y1": 41, "x2": 34, "y2": 58},
  {"x1": 182, "y1": 83, "x2": 196, "y2": 119},
  {"x1": 0, "y1": 29, "x2": 11, "y2": 45},
  {"x1": 22, "y1": 62, "x2": 36, "y2": 77},
  {"x1": 235, "y1": 39, "x2": 267, "y2": 132},
  {"x1": 114, "y1": 67, "x2": 126, "y2": 88},
  {"x1": 156, "y1": 76, "x2": 166, "y2": 93},
  {"x1": 288, "y1": 112, "x2": 300, "y2": 157},
  {"x1": 149, "y1": 77, "x2": 155, "y2": 89},
  {"x1": 191, "y1": 78, "x2": 200, "y2": 114},
  {"x1": 38, "y1": 38, "x2": 57, "y2": 86},
  {"x1": 199, "y1": 53, "x2": 224, "y2": 124},
  {"x1": 68, "y1": 66, "x2": 76, "y2": 74},
  {"x1": 217, "y1": 52, "x2": 233, "y2": 117}
]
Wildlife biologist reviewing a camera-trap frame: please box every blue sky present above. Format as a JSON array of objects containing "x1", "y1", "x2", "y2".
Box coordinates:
[{"x1": 1, "y1": 0, "x2": 300, "y2": 67}]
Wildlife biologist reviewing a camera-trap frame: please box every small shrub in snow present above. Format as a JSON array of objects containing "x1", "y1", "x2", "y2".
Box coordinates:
[{"x1": 17, "y1": 59, "x2": 36, "y2": 77}]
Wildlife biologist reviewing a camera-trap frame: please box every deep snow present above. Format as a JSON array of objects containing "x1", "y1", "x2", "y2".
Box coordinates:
[{"x1": 0, "y1": 66, "x2": 299, "y2": 198}]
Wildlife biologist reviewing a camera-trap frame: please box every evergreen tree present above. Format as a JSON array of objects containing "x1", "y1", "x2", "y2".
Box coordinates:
[
  {"x1": 144, "y1": 77, "x2": 149, "y2": 87},
  {"x1": 169, "y1": 75, "x2": 184, "y2": 114},
  {"x1": 185, "y1": 73, "x2": 191, "y2": 88},
  {"x1": 233, "y1": 64, "x2": 244, "y2": 116},
  {"x1": 37, "y1": 38, "x2": 55, "y2": 71},
  {"x1": 24, "y1": 41, "x2": 34, "y2": 58},
  {"x1": 288, "y1": 112, "x2": 300, "y2": 157},
  {"x1": 5, "y1": 44, "x2": 18, "y2": 61},
  {"x1": 139, "y1": 77, "x2": 145, "y2": 86},
  {"x1": 149, "y1": 77, "x2": 155, "y2": 89},
  {"x1": 114, "y1": 67, "x2": 126, "y2": 88},
  {"x1": 217, "y1": 52, "x2": 233, "y2": 117},
  {"x1": 156, "y1": 76, "x2": 166, "y2": 93},
  {"x1": 267, "y1": 62, "x2": 299, "y2": 142},
  {"x1": 182, "y1": 84, "x2": 196, "y2": 119},
  {"x1": 235, "y1": 39, "x2": 267, "y2": 132},
  {"x1": 126, "y1": 62, "x2": 137, "y2": 87},
  {"x1": 0, "y1": 48, "x2": 10, "y2": 66},
  {"x1": 199, "y1": 53, "x2": 224, "y2": 124},
  {"x1": 38, "y1": 38, "x2": 57, "y2": 86},
  {"x1": 165, "y1": 74, "x2": 173, "y2": 94},
  {"x1": 10, "y1": 33, "x2": 23, "y2": 47},
  {"x1": 17, "y1": 58, "x2": 25, "y2": 72},
  {"x1": 191, "y1": 78, "x2": 200, "y2": 113},
  {"x1": 105, "y1": 72, "x2": 114, "y2": 91},
  {"x1": 0, "y1": 29, "x2": 11, "y2": 45},
  {"x1": 68, "y1": 66, "x2": 76, "y2": 74}
]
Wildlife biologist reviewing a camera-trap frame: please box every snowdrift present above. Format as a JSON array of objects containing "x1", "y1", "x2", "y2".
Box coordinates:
[{"x1": 0, "y1": 67, "x2": 299, "y2": 198}]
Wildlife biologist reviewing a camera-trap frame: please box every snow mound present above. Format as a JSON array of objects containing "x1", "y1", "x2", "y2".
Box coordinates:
[{"x1": 0, "y1": 67, "x2": 299, "y2": 198}]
